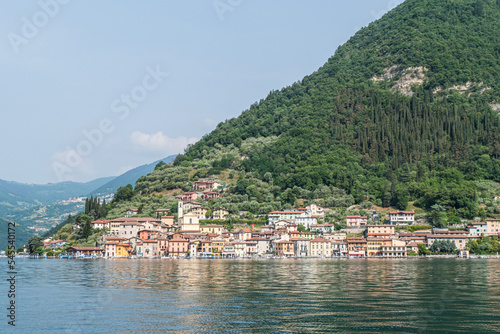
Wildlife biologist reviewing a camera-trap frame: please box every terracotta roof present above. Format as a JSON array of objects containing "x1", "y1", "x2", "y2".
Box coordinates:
[
  {"x1": 269, "y1": 211, "x2": 303, "y2": 214},
  {"x1": 346, "y1": 215, "x2": 367, "y2": 218},
  {"x1": 427, "y1": 235, "x2": 467, "y2": 239},
  {"x1": 311, "y1": 237, "x2": 330, "y2": 243},
  {"x1": 247, "y1": 237, "x2": 269, "y2": 241},
  {"x1": 389, "y1": 211, "x2": 415, "y2": 214}
]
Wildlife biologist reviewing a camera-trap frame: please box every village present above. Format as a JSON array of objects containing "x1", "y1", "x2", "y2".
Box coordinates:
[{"x1": 41, "y1": 180, "x2": 500, "y2": 259}]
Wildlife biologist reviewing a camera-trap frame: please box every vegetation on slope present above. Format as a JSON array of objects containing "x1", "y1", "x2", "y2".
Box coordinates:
[{"x1": 104, "y1": 0, "x2": 500, "y2": 227}]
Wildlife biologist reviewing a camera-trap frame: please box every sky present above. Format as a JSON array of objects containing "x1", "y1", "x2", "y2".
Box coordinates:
[{"x1": 0, "y1": 0, "x2": 404, "y2": 184}]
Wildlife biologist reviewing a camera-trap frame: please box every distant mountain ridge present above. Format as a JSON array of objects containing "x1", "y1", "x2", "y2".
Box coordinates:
[
  {"x1": 90, "y1": 154, "x2": 177, "y2": 195},
  {"x1": 0, "y1": 177, "x2": 114, "y2": 215}
]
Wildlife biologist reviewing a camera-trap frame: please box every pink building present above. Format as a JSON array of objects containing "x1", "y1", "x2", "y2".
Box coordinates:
[
  {"x1": 178, "y1": 192, "x2": 198, "y2": 201},
  {"x1": 346, "y1": 215, "x2": 368, "y2": 227},
  {"x1": 486, "y1": 219, "x2": 500, "y2": 235}
]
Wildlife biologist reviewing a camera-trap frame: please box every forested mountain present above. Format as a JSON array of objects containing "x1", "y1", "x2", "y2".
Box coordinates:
[{"x1": 106, "y1": 0, "x2": 500, "y2": 223}]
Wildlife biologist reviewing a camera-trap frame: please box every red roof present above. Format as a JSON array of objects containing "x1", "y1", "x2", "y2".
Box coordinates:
[
  {"x1": 269, "y1": 211, "x2": 303, "y2": 214},
  {"x1": 346, "y1": 215, "x2": 367, "y2": 219},
  {"x1": 390, "y1": 211, "x2": 415, "y2": 214}
]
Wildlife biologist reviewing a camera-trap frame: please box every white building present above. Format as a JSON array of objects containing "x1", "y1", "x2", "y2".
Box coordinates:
[
  {"x1": 389, "y1": 211, "x2": 415, "y2": 225},
  {"x1": 296, "y1": 216, "x2": 317, "y2": 229}
]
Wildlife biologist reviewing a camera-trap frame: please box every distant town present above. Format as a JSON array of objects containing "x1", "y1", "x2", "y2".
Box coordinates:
[{"x1": 32, "y1": 180, "x2": 500, "y2": 260}]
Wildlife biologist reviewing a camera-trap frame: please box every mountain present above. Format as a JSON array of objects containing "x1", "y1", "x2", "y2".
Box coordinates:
[
  {"x1": 0, "y1": 177, "x2": 114, "y2": 216},
  {"x1": 90, "y1": 154, "x2": 178, "y2": 195},
  {"x1": 106, "y1": 0, "x2": 500, "y2": 224},
  {"x1": 0, "y1": 217, "x2": 32, "y2": 252}
]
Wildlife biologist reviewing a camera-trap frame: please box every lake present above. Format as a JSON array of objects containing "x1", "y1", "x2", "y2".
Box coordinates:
[{"x1": 1, "y1": 258, "x2": 500, "y2": 333}]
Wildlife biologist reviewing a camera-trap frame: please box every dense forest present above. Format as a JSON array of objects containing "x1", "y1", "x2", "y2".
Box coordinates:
[{"x1": 104, "y1": 0, "x2": 500, "y2": 226}]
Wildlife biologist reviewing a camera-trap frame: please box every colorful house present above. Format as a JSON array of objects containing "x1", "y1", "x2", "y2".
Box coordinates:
[{"x1": 346, "y1": 215, "x2": 368, "y2": 227}]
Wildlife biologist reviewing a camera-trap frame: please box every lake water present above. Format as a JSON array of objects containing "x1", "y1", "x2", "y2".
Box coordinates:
[{"x1": 1, "y1": 258, "x2": 500, "y2": 333}]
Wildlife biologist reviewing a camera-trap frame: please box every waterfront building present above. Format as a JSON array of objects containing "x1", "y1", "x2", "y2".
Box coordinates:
[
  {"x1": 366, "y1": 237, "x2": 393, "y2": 256},
  {"x1": 291, "y1": 238, "x2": 310, "y2": 257},
  {"x1": 275, "y1": 240, "x2": 295, "y2": 257},
  {"x1": 66, "y1": 247, "x2": 103, "y2": 257},
  {"x1": 246, "y1": 237, "x2": 271, "y2": 255},
  {"x1": 116, "y1": 243, "x2": 132, "y2": 257},
  {"x1": 310, "y1": 237, "x2": 332, "y2": 257},
  {"x1": 347, "y1": 237, "x2": 367, "y2": 257},
  {"x1": 331, "y1": 241, "x2": 348, "y2": 256},
  {"x1": 167, "y1": 235, "x2": 189, "y2": 257},
  {"x1": 426, "y1": 234, "x2": 467, "y2": 250},
  {"x1": 381, "y1": 239, "x2": 407, "y2": 257}
]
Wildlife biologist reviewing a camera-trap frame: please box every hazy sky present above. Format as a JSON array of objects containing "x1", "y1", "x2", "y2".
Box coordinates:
[{"x1": 0, "y1": 0, "x2": 404, "y2": 184}]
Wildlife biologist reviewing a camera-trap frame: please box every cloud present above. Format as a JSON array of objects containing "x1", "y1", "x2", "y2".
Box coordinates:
[
  {"x1": 51, "y1": 149, "x2": 96, "y2": 182},
  {"x1": 130, "y1": 131, "x2": 198, "y2": 154}
]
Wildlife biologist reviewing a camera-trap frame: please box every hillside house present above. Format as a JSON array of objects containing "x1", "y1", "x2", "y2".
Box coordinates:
[{"x1": 389, "y1": 211, "x2": 415, "y2": 225}]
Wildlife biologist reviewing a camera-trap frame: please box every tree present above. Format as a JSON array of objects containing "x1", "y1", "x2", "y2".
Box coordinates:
[
  {"x1": 155, "y1": 161, "x2": 166, "y2": 170},
  {"x1": 205, "y1": 209, "x2": 212, "y2": 218},
  {"x1": 492, "y1": 237, "x2": 499, "y2": 253},
  {"x1": 429, "y1": 204, "x2": 448, "y2": 228},
  {"x1": 80, "y1": 221, "x2": 92, "y2": 240},
  {"x1": 297, "y1": 224, "x2": 307, "y2": 232},
  {"x1": 417, "y1": 243, "x2": 430, "y2": 255},
  {"x1": 394, "y1": 185, "x2": 409, "y2": 210},
  {"x1": 6, "y1": 246, "x2": 14, "y2": 256},
  {"x1": 114, "y1": 184, "x2": 134, "y2": 202},
  {"x1": 28, "y1": 236, "x2": 43, "y2": 254}
]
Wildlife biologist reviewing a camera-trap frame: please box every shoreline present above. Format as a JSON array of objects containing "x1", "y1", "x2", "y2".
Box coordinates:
[{"x1": 13, "y1": 254, "x2": 500, "y2": 260}]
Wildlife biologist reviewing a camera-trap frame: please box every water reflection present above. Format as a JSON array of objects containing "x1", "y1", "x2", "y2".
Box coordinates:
[{"x1": 3, "y1": 258, "x2": 500, "y2": 333}]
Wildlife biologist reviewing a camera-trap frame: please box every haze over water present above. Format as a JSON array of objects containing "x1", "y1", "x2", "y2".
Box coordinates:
[{"x1": 2, "y1": 258, "x2": 500, "y2": 333}]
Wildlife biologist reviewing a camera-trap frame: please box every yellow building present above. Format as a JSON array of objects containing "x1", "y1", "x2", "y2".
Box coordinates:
[{"x1": 116, "y1": 243, "x2": 132, "y2": 257}]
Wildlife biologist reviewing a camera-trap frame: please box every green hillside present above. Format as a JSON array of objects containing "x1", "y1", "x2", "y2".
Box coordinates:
[
  {"x1": 106, "y1": 0, "x2": 500, "y2": 224},
  {"x1": 0, "y1": 217, "x2": 32, "y2": 252}
]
